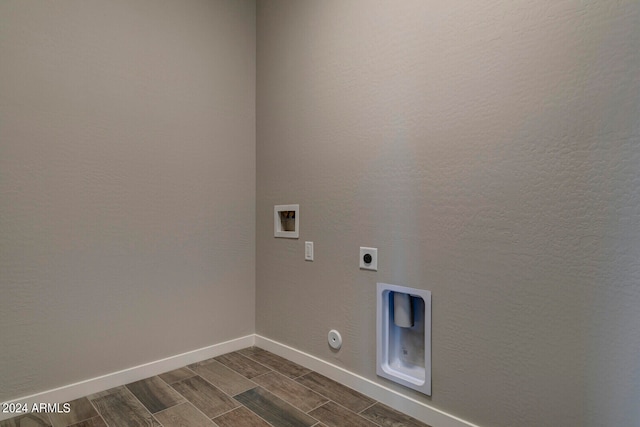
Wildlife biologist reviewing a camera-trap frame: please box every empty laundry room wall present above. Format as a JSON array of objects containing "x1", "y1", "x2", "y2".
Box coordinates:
[{"x1": 0, "y1": 0, "x2": 256, "y2": 402}]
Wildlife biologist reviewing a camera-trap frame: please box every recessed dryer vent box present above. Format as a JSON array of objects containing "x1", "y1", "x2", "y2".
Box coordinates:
[
  {"x1": 274, "y1": 204, "x2": 299, "y2": 238},
  {"x1": 377, "y1": 283, "x2": 431, "y2": 396}
]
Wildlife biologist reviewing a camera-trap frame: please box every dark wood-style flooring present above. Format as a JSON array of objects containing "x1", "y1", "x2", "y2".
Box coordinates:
[{"x1": 1, "y1": 347, "x2": 430, "y2": 427}]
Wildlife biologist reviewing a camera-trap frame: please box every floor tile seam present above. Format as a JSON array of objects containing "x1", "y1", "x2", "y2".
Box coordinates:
[
  {"x1": 187, "y1": 362, "x2": 260, "y2": 400},
  {"x1": 293, "y1": 374, "x2": 345, "y2": 406},
  {"x1": 169, "y1": 371, "x2": 250, "y2": 409},
  {"x1": 358, "y1": 410, "x2": 384, "y2": 427},
  {"x1": 216, "y1": 350, "x2": 275, "y2": 378},
  {"x1": 66, "y1": 415, "x2": 108, "y2": 427},
  {"x1": 125, "y1": 376, "x2": 186, "y2": 414},
  {"x1": 90, "y1": 385, "x2": 164, "y2": 427},
  {"x1": 118, "y1": 384, "x2": 163, "y2": 425},
  {"x1": 295, "y1": 374, "x2": 377, "y2": 413},
  {"x1": 103, "y1": 387, "x2": 120, "y2": 398},
  {"x1": 357, "y1": 401, "x2": 378, "y2": 415},
  {"x1": 86, "y1": 387, "x2": 119, "y2": 401},
  {"x1": 236, "y1": 350, "x2": 274, "y2": 372},
  {"x1": 357, "y1": 402, "x2": 386, "y2": 427},
  {"x1": 229, "y1": 377, "x2": 260, "y2": 398},
  {"x1": 293, "y1": 371, "x2": 311, "y2": 381},
  {"x1": 86, "y1": 397, "x2": 109, "y2": 427},
  {"x1": 150, "y1": 414, "x2": 165, "y2": 427},
  {"x1": 3, "y1": 413, "x2": 54, "y2": 427},
  {"x1": 163, "y1": 374, "x2": 243, "y2": 422},
  {"x1": 54, "y1": 409, "x2": 98, "y2": 427},
  {"x1": 157, "y1": 367, "x2": 198, "y2": 387},
  {"x1": 240, "y1": 347, "x2": 310, "y2": 379},
  {"x1": 287, "y1": 373, "x2": 332, "y2": 409},
  {"x1": 304, "y1": 399, "x2": 332, "y2": 414},
  {"x1": 42, "y1": 412, "x2": 54, "y2": 427},
  {"x1": 90, "y1": 414, "x2": 109, "y2": 427},
  {"x1": 216, "y1": 403, "x2": 277, "y2": 427},
  {"x1": 160, "y1": 373, "x2": 193, "y2": 395},
  {"x1": 250, "y1": 369, "x2": 330, "y2": 413},
  {"x1": 183, "y1": 367, "x2": 198, "y2": 378},
  {"x1": 248, "y1": 370, "x2": 271, "y2": 382},
  {"x1": 235, "y1": 386, "x2": 321, "y2": 427},
  {"x1": 43, "y1": 412, "x2": 54, "y2": 427},
  {"x1": 151, "y1": 400, "x2": 191, "y2": 416},
  {"x1": 86, "y1": 394, "x2": 111, "y2": 426},
  {"x1": 208, "y1": 405, "x2": 239, "y2": 420},
  {"x1": 153, "y1": 400, "x2": 217, "y2": 427},
  {"x1": 313, "y1": 399, "x2": 383, "y2": 427},
  {"x1": 55, "y1": 414, "x2": 87, "y2": 427}
]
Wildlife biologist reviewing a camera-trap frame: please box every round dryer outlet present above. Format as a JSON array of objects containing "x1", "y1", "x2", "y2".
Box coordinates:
[{"x1": 328, "y1": 329, "x2": 342, "y2": 350}]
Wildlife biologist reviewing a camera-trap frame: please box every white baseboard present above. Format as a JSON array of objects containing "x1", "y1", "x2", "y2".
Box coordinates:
[
  {"x1": 2, "y1": 334, "x2": 478, "y2": 427},
  {"x1": 254, "y1": 335, "x2": 479, "y2": 427},
  {"x1": 0, "y1": 335, "x2": 254, "y2": 422}
]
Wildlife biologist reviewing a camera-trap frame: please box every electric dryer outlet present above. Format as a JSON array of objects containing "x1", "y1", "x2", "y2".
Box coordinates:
[{"x1": 359, "y1": 247, "x2": 378, "y2": 271}]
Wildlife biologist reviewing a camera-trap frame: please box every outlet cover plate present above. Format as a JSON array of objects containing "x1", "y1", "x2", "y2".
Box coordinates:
[{"x1": 360, "y1": 247, "x2": 378, "y2": 271}]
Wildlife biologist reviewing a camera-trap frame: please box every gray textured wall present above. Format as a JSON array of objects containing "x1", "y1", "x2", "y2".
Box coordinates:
[
  {"x1": 255, "y1": 1, "x2": 640, "y2": 426},
  {"x1": 0, "y1": 0, "x2": 255, "y2": 402}
]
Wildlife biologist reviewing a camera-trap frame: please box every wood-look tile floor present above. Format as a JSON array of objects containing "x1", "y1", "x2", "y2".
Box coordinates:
[{"x1": 1, "y1": 347, "x2": 430, "y2": 427}]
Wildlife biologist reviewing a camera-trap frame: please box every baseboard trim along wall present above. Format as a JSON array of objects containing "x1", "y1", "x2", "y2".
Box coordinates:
[
  {"x1": 2, "y1": 334, "x2": 477, "y2": 427},
  {"x1": 254, "y1": 335, "x2": 479, "y2": 427},
  {"x1": 0, "y1": 335, "x2": 254, "y2": 422}
]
